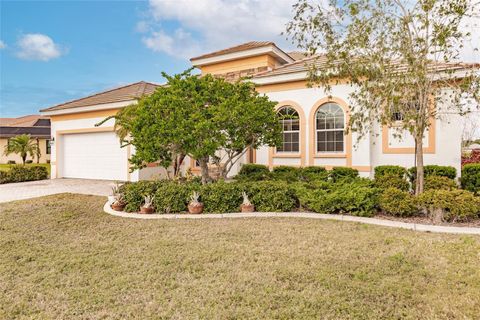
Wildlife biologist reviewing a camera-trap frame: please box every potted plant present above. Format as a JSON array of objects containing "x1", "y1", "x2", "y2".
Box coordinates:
[
  {"x1": 108, "y1": 182, "x2": 122, "y2": 205},
  {"x1": 140, "y1": 195, "x2": 155, "y2": 214},
  {"x1": 111, "y1": 193, "x2": 126, "y2": 211},
  {"x1": 187, "y1": 191, "x2": 204, "y2": 214},
  {"x1": 240, "y1": 192, "x2": 255, "y2": 212}
]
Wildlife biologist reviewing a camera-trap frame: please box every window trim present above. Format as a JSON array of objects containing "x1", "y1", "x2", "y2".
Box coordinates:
[{"x1": 315, "y1": 103, "x2": 346, "y2": 154}]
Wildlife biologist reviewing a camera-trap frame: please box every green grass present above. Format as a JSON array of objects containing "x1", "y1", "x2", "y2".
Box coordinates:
[
  {"x1": 0, "y1": 163, "x2": 50, "y2": 175},
  {"x1": 1, "y1": 194, "x2": 480, "y2": 319}
]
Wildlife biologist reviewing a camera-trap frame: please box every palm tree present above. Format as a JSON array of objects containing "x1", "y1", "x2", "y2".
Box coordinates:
[{"x1": 4, "y1": 134, "x2": 40, "y2": 165}]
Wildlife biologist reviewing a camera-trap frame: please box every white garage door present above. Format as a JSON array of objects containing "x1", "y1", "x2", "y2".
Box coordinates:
[{"x1": 61, "y1": 131, "x2": 128, "y2": 181}]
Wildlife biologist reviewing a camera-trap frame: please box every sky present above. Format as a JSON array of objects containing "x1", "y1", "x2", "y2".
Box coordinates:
[{"x1": 0, "y1": 0, "x2": 479, "y2": 119}]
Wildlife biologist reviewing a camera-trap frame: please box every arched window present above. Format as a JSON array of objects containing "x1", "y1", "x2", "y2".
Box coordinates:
[
  {"x1": 315, "y1": 103, "x2": 345, "y2": 153},
  {"x1": 277, "y1": 106, "x2": 300, "y2": 152}
]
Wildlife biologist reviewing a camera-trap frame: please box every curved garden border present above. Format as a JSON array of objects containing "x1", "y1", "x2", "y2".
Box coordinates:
[{"x1": 104, "y1": 202, "x2": 480, "y2": 235}]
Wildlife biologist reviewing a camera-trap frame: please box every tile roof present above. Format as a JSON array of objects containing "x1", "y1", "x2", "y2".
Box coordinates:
[
  {"x1": 40, "y1": 81, "x2": 160, "y2": 112},
  {"x1": 0, "y1": 115, "x2": 49, "y2": 127},
  {"x1": 190, "y1": 41, "x2": 283, "y2": 61},
  {"x1": 253, "y1": 55, "x2": 480, "y2": 79}
]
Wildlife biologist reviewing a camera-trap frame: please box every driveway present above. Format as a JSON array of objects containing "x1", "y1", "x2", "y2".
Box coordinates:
[{"x1": 0, "y1": 178, "x2": 113, "y2": 203}]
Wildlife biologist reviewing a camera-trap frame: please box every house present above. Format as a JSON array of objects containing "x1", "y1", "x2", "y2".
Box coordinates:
[
  {"x1": 40, "y1": 41, "x2": 477, "y2": 181},
  {"x1": 0, "y1": 115, "x2": 51, "y2": 164}
]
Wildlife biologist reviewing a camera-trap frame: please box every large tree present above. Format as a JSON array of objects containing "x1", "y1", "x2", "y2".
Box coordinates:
[
  {"x1": 99, "y1": 70, "x2": 280, "y2": 184},
  {"x1": 4, "y1": 134, "x2": 40, "y2": 165},
  {"x1": 287, "y1": 0, "x2": 480, "y2": 194}
]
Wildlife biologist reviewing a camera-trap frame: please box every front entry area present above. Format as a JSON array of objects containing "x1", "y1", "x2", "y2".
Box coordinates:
[{"x1": 59, "y1": 131, "x2": 128, "y2": 181}]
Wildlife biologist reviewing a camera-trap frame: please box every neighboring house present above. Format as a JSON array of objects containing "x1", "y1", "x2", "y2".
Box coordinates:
[
  {"x1": 0, "y1": 115, "x2": 51, "y2": 164},
  {"x1": 40, "y1": 41, "x2": 477, "y2": 181}
]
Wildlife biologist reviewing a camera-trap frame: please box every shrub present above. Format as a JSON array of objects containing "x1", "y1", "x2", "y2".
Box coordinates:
[
  {"x1": 462, "y1": 149, "x2": 480, "y2": 166},
  {"x1": 424, "y1": 176, "x2": 457, "y2": 191},
  {"x1": 7, "y1": 160, "x2": 15, "y2": 164},
  {"x1": 299, "y1": 181, "x2": 379, "y2": 217},
  {"x1": 270, "y1": 166, "x2": 302, "y2": 182},
  {"x1": 329, "y1": 167, "x2": 359, "y2": 182},
  {"x1": 25, "y1": 160, "x2": 33, "y2": 164},
  {"x1": 154, "y1": 181, "x2": 199, "y2": 213},
  {"x1": 121, "y1": 181, "x2": 162, "y2": 212},
  {"x1": 418, "y1": 189, "x2": 480, "y2": 222},
  {"x1": 374, "y1": 173, "x2": 410, "y2": 191},
  {"x1": 374, "y1": 165, "x2": 407, "y2": 179},
  {"x1": 379, "y1": 188, "x2": 418, "y2": 217},
  {"x1": 408, "y1": 165, "x2": 456, "y2": 182},
  {"x1": 461, "y1": 163, "x2": 480, "y2": 194},
  {"x1": 236, "y1": 164, "x2": 270, "y2": 181},
  {"x1": 300, "y1": 166, "x2": 328, "y2": 182},
  {"x1": 200, "y1": 182, "x2": 243, "y2": 213},
  {"x1": 0, "y1": 165, "x2": 48, "y2": 184},
  {"x1": 243, "y1": 181, "x2": 297, "y2": 212}
]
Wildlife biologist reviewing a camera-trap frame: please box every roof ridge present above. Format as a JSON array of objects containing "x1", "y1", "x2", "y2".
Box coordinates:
[
  {"x1": 40, "y1": 81, "x2": 160, "y2": 112},
  {"x1": 190, "y1": 41, "x2": 275, "y2": 61}
]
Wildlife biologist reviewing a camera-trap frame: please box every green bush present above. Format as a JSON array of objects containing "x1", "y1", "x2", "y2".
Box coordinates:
[
  {"x1": 154, "y1": 181, "x2": 199, "y2": 213},
  {"x1": 379, "y1": 188, "x2": 418, "y2": 217},
  {"x1": 300, "y1": 166, "x2": 328, "y2": 182},
  {"x1": 243, "y1": 181, "x2": 297, "y2": 212},
  {"x1": 374, "y1": 165, "x2": 407, "y2": 179},
  {"x1": 0, "y1": 165, "x2": 48, "y2": 184},
  {"x1": 200, "y1": 182, "x2": 243, "y2": 213},
  {"x1": 329, "y1": 167, "x2": 359, "y2": 182},
  {"x1": 374, "y1": 173, "x2": 410, "y2": 191},
  {"x1": 299, "y1": 181, "x2": 379, "y2": 217},
  {"x1": 461, "y1": 164, "x2": 480, "y2": 194},
  {"x1": 270, "y1": 166, "x2": 302, "y2": 182},
  {"x1": 236, "y1": 164, "x2": 270, "y2": 181},
  {"x1": 424, "y1": 176, "x2": 457, "y2": 191},
  {"x1": 121, "y1": 181, "x2": 162, "y2": 212},
  {"x1": 408, "y1": 165, "x2": 457, "y2": 183},
  {"x1": 418, "y1": 189, "x2": 480, "y2": 222}
]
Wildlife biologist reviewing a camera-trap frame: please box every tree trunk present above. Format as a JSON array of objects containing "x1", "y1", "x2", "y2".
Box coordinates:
[
  {"x1": 414, "y1": 134, "x2": 424, "y2": 195},
  {"x1": 36, "y1": 139, "x2": 40, "y2": 163},
  {"x1": 198, "y1": 156, "x2": 210, "y2": 184},
  {"x1": 22, "y1": 154, "x2": 26, "y2": 165}
]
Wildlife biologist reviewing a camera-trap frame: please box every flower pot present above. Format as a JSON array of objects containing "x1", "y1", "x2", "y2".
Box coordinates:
[
  {"x1": 241, "y1": 204, "x2": 255, "y2": 213},
  {"x1": 188, "y1": 203, "x2": 204, "y2": 214},
  {"x1": 140, "y1": 206, "x2": 155, "y2": 214},
  {"x1": 107, "y1": 195, "x2": 116, "y2": 205},
  {"x1": 111, "y1": 202, "x2": 126, "y2": 211}
]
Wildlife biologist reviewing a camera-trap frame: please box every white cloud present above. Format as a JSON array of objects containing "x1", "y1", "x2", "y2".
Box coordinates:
[
  {"x1": 16, "y1": 33, "x2": 63, "y2": 61},
  {"x1": 0, "y1": 40, "x2": 6, "y2": 49},
  {"x1": 141, "y1": 0, "x2": 297, "y2": 59}
]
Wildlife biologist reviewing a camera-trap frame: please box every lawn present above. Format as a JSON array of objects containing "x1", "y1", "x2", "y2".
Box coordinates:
[
  {"x1": 1, "y1": 194, "x2": 480, "y2": 319},
  {"x1": 0, "y1": 163, "x2": 51, "y2": 175}
]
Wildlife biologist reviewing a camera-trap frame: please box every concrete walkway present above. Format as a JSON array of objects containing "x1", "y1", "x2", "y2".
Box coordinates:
[
  {"x1": 104, "y1": 202, "x2": 480, "y2": 235},
  {"x1": 0, "y1": 179, "x2": 113, "y2": 203}
]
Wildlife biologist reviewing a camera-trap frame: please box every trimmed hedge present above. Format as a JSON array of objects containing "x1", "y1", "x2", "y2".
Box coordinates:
[
  {"x1": 379, "y1": 188, "x2": 418, "y2": 217},
  {"x1": 329, "y1": 167, "x2": 359, "y2": 182},
  {"x1": 270, "y1": 166, "x2": 302, "y2": 182},
  {"x1": 424, "y1": 176, "x2": 457, "y2": 191},
  {"x1": 0, "y1": 165, "x2": 48, "y2": 184},
  {"x1": 300, "y1": 166, "x2": 328, "y2": 182},
  {"x1": 236, "y1": 164, "x2": 270, "y2": 181},
  {"x1": 374, "y1": 173, "x2": 410, "y2": 191},
  {"x1": 461, "y1": 164, "x2": 480, "y2": 194},
  {"x1": 418, "y1": 189, "x2": 480, "y2": 222},
  {"x1": 408, "y1": 165, "x2": 457, "y2": 182},
  {"x1": 154, "y1": 181, "x2": 200, "y2": 213},
  {"x1": 374, "y1": 165, "x2": 407, "y2": 179}
]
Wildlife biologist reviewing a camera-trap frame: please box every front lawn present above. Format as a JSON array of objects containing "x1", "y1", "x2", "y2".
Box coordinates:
[
  {"x1": 0, "y1": 163, "x2": 51, "y2": 175},
  {"x1": 1, "y1": 194, "x2": 480, "y2": 319}
]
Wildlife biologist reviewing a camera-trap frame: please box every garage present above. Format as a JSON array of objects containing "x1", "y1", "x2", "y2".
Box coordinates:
[{"x1": 60, "y1": 131, "x2": 128, "y2": 181}]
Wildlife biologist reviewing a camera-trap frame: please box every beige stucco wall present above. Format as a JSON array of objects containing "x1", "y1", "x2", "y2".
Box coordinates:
[{"x1": 0, "y1": 138, "x2": 51, "y2": 164}]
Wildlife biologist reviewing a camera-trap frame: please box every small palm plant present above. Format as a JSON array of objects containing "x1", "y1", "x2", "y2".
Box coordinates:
[
  {"x1": 188, "y1": 191, "x2": 204, "y2": 214},
  {"x1": 140, "y1": 195, "x2": 155, "y2": 214},
  {"x1": 4, "y1": 134, "x2": 40, "y2": 165},
  {"x1": 241, "y1": 192, "x2": 255, "y2": 212}
]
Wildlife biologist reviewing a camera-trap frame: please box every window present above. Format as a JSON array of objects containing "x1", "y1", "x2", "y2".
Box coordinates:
[
  {"x1": 46, "y1": 140, "x2": 51, "y2": 155},
  {"x1": 315, "y1": 103, "x2": 345, "y2": 153},
  {"x1": 277, "y1": 106, "x2": 300, "y2": 153}
]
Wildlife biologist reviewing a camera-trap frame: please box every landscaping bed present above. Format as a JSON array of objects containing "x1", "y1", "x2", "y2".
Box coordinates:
[
  {"x1": 109, "y1": 164, "x2": 480, "y2": 226},
  {"x1": 0, "y1": 164, "x2": 49, "y2": 184},
  {"x1": 1, "y1": 194, "x2": 480, "y2": 319}
]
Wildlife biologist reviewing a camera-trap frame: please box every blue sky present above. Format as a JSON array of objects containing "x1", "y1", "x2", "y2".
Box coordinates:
[{"x1": 0, "y1": 0, "x2": 296, "y2": 117}]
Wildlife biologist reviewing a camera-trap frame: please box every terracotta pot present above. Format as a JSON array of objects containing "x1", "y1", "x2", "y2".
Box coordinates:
[
  {"x1": 140, "y1": 206, "x2": 154, "y2": 214},
  {"x1": 188, "y1": 203, "x2": 204, "y2": 214},
  {"x1": 111, "y1": 202, "x2": 126, "y2": 211},
  {"x1": 241, "y1": 204, "x2": 255, "y2": 213}
]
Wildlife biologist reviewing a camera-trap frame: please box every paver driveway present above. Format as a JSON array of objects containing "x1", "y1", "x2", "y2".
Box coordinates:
[{"x1": 0, "y1": 178, "x2": 113, "y2": 203}]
